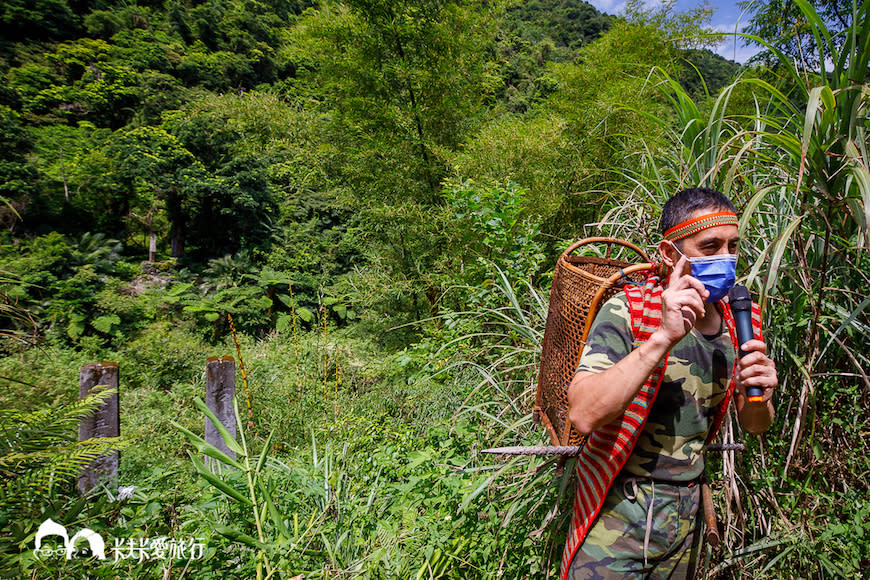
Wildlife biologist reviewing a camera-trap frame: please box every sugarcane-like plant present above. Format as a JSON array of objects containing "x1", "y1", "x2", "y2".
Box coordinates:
[{"x1": 589, "y1": 1, "x2": 869, "y2": 575}]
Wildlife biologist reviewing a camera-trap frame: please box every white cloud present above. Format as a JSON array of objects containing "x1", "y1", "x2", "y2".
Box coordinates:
[
  {"x1": 710, "y1": 23, "x2": 762, "y2": 64},
  {"x1": 715, "y1": 41, "x2": 762, "y2": 64},
  {"x1": 585, "y1": 0, "x2": 624, "y2": 13},
  {"x1": 586, "y1": 1, "x2": 763, "y2": 64},
  {"x1": 586, "y1": 0, "x2": 665, "y2": 14}
]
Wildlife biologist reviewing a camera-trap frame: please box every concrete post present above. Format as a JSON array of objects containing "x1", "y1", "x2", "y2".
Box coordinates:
[
  {"x1": 205, "y1": 356, "x2": 237, "y2": 465},
  {"x1": 77, "y1": 362, "x2": 120, "y2": 494},
  {"x1": 148, "y1": 231, "x2": 157, "y2": 262}
]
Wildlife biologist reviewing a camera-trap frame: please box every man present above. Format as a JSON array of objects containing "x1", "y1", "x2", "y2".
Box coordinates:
[{"x1": 561, "y1": 187, "x2": 778, "y2": 579}]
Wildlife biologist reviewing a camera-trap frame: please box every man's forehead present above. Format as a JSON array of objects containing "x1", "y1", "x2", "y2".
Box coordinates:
[
  {"x1": 687, "y1": 224, "x2": 740, "y2": 244},
  {"x1": 664, "y1": 207, "x2": 739, "y2": 243}
]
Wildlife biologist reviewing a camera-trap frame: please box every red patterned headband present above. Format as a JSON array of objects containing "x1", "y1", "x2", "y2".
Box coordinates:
[{"x1": 663, "y1": 211, "x2": 738, "y2": 241}]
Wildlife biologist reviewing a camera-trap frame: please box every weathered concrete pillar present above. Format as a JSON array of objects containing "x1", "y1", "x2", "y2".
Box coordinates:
[
  {"x1": 205, "y1": 356, "x2": 237, "y2": 465},
  {"x1": 77, "y1": 362, "x2": 120, "y2": 494},
  {"x1": 148, "y1": 231, "x2": 157, "y2": 262}
]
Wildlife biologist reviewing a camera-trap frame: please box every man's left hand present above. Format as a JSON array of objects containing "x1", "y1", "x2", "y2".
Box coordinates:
[{"x1": 734, "y1": 339, "x2": 778, "y2": 403}]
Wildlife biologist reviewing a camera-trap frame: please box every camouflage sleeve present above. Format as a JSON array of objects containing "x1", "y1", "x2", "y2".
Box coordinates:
[{"x1": 576, "y1": 292, "x2": 633, "y2": 373}]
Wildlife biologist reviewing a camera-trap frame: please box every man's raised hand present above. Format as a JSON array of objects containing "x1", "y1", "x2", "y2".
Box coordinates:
[{"x1": 657, "y1": 255, "x2": 708, "y2": 347}]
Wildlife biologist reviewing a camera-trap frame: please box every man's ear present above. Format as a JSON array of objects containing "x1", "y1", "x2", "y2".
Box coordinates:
[{"x1": 659, "y1": 240, "x2": 678, "y2": 267}]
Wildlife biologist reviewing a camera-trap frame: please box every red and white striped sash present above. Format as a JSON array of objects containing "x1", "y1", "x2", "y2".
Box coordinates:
[{"x1": 559, "y1": 269, "x2": 762, "y2": 579}]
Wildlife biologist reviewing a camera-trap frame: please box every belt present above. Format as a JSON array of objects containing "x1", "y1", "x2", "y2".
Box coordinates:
[{"x1": 617, "y1": 473, "x2": 701, "y2": 487}]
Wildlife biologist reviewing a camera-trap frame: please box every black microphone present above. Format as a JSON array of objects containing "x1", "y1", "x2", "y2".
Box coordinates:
[{"x1": 729, "y1": 284, "x2": 763, "y2": 402}]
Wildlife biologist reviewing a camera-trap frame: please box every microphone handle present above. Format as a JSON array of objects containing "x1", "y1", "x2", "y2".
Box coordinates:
[{"x1": 734, "y1": 309, "x2": 763, "y2": 402}]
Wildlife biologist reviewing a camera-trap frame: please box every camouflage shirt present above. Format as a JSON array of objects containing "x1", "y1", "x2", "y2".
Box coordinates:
[{"x1": 577, "y1": 292, "x2": 735, "y2": 482}]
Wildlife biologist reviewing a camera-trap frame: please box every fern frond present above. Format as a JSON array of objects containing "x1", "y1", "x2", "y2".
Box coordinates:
[
  {"x1": 0, "y1": 386, "x2": 124, "y2": 510},
  {"x1": 0, "y1": 388, "x2": 116, "y2": 454},
  {"x1": 0, "y1": 437, "x2": 126, "y2": 507}
]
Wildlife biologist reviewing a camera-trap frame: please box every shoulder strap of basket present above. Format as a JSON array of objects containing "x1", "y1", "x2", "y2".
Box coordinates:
[{"x1": 560, "y1": 266, "x2": 666, "y2": 579}]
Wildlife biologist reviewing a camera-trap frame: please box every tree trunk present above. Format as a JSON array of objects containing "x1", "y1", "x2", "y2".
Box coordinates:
[
  {"x1": 167, "y1": 189, "x2": 185, "y2": 258},
  {"x1": 170, "y1": 223, "x2": 184, "y2": 258}
]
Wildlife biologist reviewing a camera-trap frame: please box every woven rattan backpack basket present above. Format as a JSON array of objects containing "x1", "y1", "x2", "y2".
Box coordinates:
[{"x1": 533, "y1": 237, "x2": 654, "y2": 448}]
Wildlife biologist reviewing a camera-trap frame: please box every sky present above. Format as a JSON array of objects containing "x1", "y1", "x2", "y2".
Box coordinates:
[{"x1": 585, "y1": 0, "x2": 764, "y2": 63}]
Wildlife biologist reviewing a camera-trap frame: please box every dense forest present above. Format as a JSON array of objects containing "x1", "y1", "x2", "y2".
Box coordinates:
[{"x1": 1, "y1": 0, "x2": 867, "y2": 577}]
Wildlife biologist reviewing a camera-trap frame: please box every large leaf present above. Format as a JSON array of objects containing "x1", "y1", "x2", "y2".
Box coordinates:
[
  {"x1": 192, "y1": 396, "x2": 244, "y2": 456},
  {"x1": 188, "y1": 451, "x2": 252, "y2": 506},
  {"x1": 91, "y1": 313, "x2": 121, "y2": 333},
  {"x1": 296, "y1": 307, "x2": 314, "y2": 323},
  {"x1": 213, "y1": 523, "x2": 267, "y2": 550},
  {"x1": 173, "y1": 421, "x2": 245, "y2": 471}
]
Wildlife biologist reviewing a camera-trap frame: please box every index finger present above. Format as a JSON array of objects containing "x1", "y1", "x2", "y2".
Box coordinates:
[
  {"x1": 669, "y1": 254, "x2": 691, "y2": 286},
  {"x1": 668, "y1": 254, "x2": 708, "y2": 298}
]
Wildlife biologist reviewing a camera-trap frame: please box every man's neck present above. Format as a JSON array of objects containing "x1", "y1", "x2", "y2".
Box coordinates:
[{"x1": 695, "y1": 302, "x2": 723, "y2": 336}]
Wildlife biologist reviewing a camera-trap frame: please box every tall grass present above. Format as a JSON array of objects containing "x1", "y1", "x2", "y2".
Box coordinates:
[
  {"x1": 586, "y1": 1, "x2": 869, "y2": 575},
  {"x1": 440, "y1": 265, "x2": 578, "y2": 576}
]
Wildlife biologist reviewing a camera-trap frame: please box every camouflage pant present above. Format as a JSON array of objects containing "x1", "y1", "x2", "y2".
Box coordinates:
[{"x1": 567, "y1": 477, "x2": 704, "y2": 580}]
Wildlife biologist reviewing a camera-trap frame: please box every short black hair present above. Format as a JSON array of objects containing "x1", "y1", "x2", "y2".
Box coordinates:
[{"x1": 660, "y1": 187, "x2": 737, "y2": 235}]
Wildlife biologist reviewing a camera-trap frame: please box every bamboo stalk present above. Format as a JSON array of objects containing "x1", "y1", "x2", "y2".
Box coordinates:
[{"x1": 228, "y1": 314, "x2": 255, "y2": 432}]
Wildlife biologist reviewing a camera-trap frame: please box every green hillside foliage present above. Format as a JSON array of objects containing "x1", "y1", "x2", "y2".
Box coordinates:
[{"x1": 1, "y1": 0, "x2": 867, "y2": 577}]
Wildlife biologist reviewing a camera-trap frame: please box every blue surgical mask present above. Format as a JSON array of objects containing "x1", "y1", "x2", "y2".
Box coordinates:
[{"x1": 672, "y1": 245, "x2": 737, "y2": 302}]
